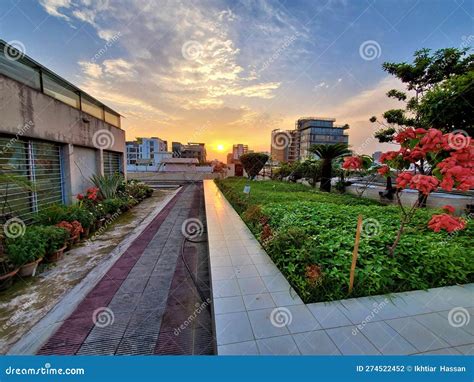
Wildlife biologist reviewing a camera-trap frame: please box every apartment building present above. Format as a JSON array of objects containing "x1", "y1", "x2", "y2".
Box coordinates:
[
  {"x1": 172, "y1": 142, "x2": 207, "y2": 163},
  {"x1": 126, "y1": 137, "x2": 171, "y2": 171}
]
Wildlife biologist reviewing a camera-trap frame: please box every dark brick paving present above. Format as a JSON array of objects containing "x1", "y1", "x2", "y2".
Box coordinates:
[{"x1": 38, "y1": 184, "x2": 215, "y2": 355}]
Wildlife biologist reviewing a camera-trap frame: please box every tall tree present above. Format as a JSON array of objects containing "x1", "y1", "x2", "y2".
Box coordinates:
[
  {"x1": 309, "y1": 143, "x2": 351, "y2": 192},
  {"x1": 370, "y1": 47, "x2": 474, "y2": 205}
]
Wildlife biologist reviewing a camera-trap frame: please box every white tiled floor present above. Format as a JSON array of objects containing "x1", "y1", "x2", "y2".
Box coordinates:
[{"x1": 204, "y1": 180, "x2": 474, "y2": 356}]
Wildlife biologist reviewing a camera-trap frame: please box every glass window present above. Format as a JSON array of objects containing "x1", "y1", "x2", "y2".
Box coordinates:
[
  {"x1": 32, "y1": 141, "x2": 63, "y2": 212},
  {"x1": 103, "y1": 151, "x2": 122, "y2": 175},
  {"x1": 43, "y1": 73, "x2": 80, "y2": 108},
  {"x1": 0, "y1": 54, "x2": 41, "y2": 89},
  {"x1": 104, "y1": 110, "x2": 120, "y2": 127},
  {"x1": 81, "y1": 95, "x2": 104, "y2": 120}
]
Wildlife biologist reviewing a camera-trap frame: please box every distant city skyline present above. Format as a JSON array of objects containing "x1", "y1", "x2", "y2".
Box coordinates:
[{"x1": 2, "y1": 0, "x2": 471, "y2": 161}]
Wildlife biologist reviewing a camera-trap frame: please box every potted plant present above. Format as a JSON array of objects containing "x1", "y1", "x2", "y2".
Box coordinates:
[
  {"x1": 6, "y1": 227, "x2": 46, "y2": 277},
  {"x1": 67, "y1": 205, "x2": 94, "y2": 238},
  {"x1": 57, "y1": 220, "x2": 83, "y2": 246},
  {"x1": 39, "y1": 226, "x2": 70, "y2": 262},
  {"x1": 0, "y1": 257, "x2": 19, "y2": 290}
]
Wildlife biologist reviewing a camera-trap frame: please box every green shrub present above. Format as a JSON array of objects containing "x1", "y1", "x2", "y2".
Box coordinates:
[
  {"x1": 216, "y1": 178, "x2": 474, "y2": 303},
  {"x1": 35, "y1": 225, "x2": 70, "y2": 254},
  {"x1": 91, "y1": 173, "x2": 123, "y2": 199},
  {"x1": 102, "y1": 198, "x2": 125, "y2": 215},
  {"x1": 34, "y1": 204, "x2": 68, "y2": 225},
  {"x1": 66, "y1": 205, "x2": 95, "y2": 229},
  {"x1": 6, "y1": 226, "x2": 47, "y2": 266}
]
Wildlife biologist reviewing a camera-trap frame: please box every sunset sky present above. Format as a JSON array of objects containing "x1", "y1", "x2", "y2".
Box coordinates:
[{"x1": 1, "y1": 0, "x2": 472, "y2": 161}]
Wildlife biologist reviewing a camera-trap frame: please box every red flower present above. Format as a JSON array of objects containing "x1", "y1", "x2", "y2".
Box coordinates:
[
  {"x1": 395, "y1": 128, "x2": 416, "y2": 144},
  {"x1": 305, "y1": 264, "x2": 322, "y2": 285},
  {"x1": 377, "y1": 165, "x2": 390, "y2": 176},
  {"x1": 396, "y1": 172, "x2": 413, "y2": 189},
  {"x1": 442, "y1": 205, "x2": 455, "y2": 214},
  {"x1": 428, "y1": 214, "x2": 466, "y2": 233},
  {"x1": 76, "y1": 193, "x2": 84, "y2": 200},
  {"x1": 380, "y1": 151, "x2": 400, "y2": 164},
  {"x1": 409, "y1": 175, "x2": 439, "y2": 195},
  {"x1": 419, "y1": 128, "x2": 444, "y2": 153},
  {"x1": 342, "y1": 156, "x2": 363, "y2": 170}
]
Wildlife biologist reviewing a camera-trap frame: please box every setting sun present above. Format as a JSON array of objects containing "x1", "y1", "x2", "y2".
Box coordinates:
[{"x1": 217, "y1": 144, "x2": 224, "y2": 152}]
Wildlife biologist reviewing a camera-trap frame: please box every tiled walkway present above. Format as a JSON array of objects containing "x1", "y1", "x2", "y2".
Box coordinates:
[
  {"x1": 203, "y1": 180, "x2": 474, "y2": 355},
  {"x1": 38, "y1": 183, "x2": 214, "y2": 355}
]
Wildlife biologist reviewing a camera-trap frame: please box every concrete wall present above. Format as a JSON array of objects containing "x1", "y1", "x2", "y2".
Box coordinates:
[{"x1": 0, "y1": 74, "x2": 126, "y2": 203}]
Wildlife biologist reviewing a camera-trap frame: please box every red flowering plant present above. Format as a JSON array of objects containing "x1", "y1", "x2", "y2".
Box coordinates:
[
  {"x1": 56, "y1": 220, "x2": 83, "y2": 238},
  {"x1": 341, "y1": 155, "x2": 377, "y2": 197},
  {"x1": 343, "y1": 128, "x2": 472, "y2": 255}
]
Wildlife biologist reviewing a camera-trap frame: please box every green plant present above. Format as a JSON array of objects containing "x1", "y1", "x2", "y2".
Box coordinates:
[
  {"x1": 66, "y1": 205, "x2": 95, "y2": 229},
  {"x1": 6, "y1": 227, "x2": 47, "y2": 266},
  {"x1": 215, "y1": 178, "x2": 473, "y2": 303},
  {"x1": 102, "y1": 198, "x2": 125, "y2": 215},
  {"x1": 309, "y1": 143, "x2": 351, "y2": 192},
  {"x1": 34, "y1": 204, "x2": 68, "y2": 225},
  {"x1": 90, "y1": 173, "x2": 124, "y2": 199},
  {"x1": 35, "y1": 225, "x2": 69, "y2": 254}
]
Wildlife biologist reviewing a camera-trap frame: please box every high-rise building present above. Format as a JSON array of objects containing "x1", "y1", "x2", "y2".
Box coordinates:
[
  {"x1": 297, "y1": 117, "x2": 349, "y2": 158},
  {"x1": 271, "y1": 117, "x2": 349, "y2": 163},
  {"x1": 232, "y1": 144, "x2": 248, "y2": 161}
]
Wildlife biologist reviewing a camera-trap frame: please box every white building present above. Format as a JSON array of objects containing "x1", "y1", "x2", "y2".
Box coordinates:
[{"x1": 126, "y1": 137, "x2": 172, "y2": 172}]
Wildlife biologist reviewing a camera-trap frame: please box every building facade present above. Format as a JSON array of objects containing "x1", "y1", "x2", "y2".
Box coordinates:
[
  {"x1": 232, "y1": 144, "x2": 248, "y2": 161},
  {"x1": 0, "y1": 40, "x2": 125, "y2": 219},
  {"x1": 126, "y1": 137, "x2": 171, "y2": 171},
  {"x1": 271, "y1": 118, "x2": 349, "y2": 163},
  {"x1": 172, "y1": 142, "x2": 207, "y2": 163}
]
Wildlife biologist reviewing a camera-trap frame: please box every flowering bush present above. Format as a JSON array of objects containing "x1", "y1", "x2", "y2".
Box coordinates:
[
  {"x1": 342, "y1": 127, "x2": 472, "y2": 254},
  {"x1": 56, "y1": 220, "x2": 83, "y2": 238},
  {"x1": 77, "y1": 187, "x2": 99, "y2": 202}
]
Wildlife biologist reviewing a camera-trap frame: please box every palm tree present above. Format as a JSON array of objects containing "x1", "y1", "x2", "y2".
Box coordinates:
[{"x1": 309, "y1": 143, "x2": 351, "y2": 192}]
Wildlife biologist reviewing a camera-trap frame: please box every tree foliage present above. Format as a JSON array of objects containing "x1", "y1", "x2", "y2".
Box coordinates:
[
  {"x1": 309, "y1": 143, "x2": 351, "y2": 192},
  {"x1": 240, "y1": 153, "x2": 269, "y2": 179}
]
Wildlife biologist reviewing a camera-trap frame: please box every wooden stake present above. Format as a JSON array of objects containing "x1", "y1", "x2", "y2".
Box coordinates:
[{"x1": 349, "y1": 214, "x2": 363, "y2": 294}]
